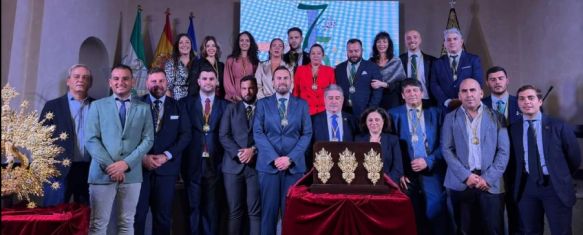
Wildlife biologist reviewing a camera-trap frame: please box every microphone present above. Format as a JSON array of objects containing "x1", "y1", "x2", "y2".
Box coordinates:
[{"x1": 542, "y1": 86, "x2": 554, "y2": 101}]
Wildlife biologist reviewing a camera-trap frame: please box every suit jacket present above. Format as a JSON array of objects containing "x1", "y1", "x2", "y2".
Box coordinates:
[
  {"x1": 430, "y1": 51, "x2": 483, "y2": 108},
  {"x1": 181, "y1": 95, "x2": 227, "y2": 178},
  {"x1": 141, "y1": 95, "x2": 191, "y2": 176},
  {"x1": 509, "y1": 115, "x2": 581, "y2": 206},
  {"x1": 220, "y1": 102, "x2": 257, "y2": 174},
  {"x1": 482, "y1": 95, "x2": 521, "y2": 126},
  {"x1": 441, "y1": 106, "x2": 509, "y2": 193},
  {"x1": 40, "y1": 94, "x2": 95, "y2": 176},
  {"x1": 283, "y1": 50, "x2": 310, "y2": 71},
  {"x1": 389, "y1": 105, "x2": 445, "y2": 177},
  {"x1": 334, "y1": 59, "x2": 383, "y2": 119},
  {"x1": 85, "y1": 95, "x2": 155, "y2": 184},
  {"x1": 400, "y1": 52, "x2": 437, "y2": 102},
  {"x1": 293, "y1": 64, "x2": 336, "y2": 115},
  {"x1": 311, "y1": 111, "x2": 356, "y2": 142},
  {"x1": 253, "y1": 95, "x2": 312, "y2": 174},
  {"x1": 355, "y1": 133, "x2": 404, "y2": 183}
]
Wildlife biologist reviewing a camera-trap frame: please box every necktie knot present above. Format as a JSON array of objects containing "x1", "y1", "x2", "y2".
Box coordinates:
[
  {"x1": 278, "y1": 98, "x2": 287, "y2": 104},
  {"x1": 154, "y1": 99, "x2": 161, "y2": 105},
  {"x1": 411, "y1": 54, "x2": 418, "y2": 59},
  {"x1": 116, "y1": 98, "x2": 130, "y2": 103},
  {"x1": 496, "y1": 100, "x2": 505, "y2": 114},
  {"x1": 331, "y1": 114, "x2": 338, "y2": 120}
]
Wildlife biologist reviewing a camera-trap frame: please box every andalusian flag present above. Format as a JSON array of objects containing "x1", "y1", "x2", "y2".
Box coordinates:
[
  {"x1": 187, "y1": 13, "x2": 199, "y2": 58},
  {"x1": 152, "y1": 9, "x2": 174, "y2": 69},
  {"x1": 122, "y1": 6, "x2": 148, "y2": 96}
]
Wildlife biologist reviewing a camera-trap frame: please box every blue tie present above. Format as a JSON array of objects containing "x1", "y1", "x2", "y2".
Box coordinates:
[
  {"x1": 331, "y1": 114, "x2": 340, "y2": 141},
  {"x1": 118, "y1": 98, "x2": 129, "y2": 128},
  {"x1": 496, "y1": 100, "x2": 505, "y2": 114},
  {"x1": 278, "y1": 98, "x2": 287, "y2": 120},
  {"x1": 410, "y1": 109, "x2": 427, "y2": 158}
]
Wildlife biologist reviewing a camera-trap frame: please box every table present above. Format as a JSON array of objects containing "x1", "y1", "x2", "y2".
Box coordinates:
[
  {"x1": 1, "y1": 203, "x2": 89, "y2": 235},
  {"x1": 282, "y1": 173, "x2": 416, "y2": 235}
]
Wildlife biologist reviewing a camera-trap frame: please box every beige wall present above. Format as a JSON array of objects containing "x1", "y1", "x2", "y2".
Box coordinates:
[{"x1": 2, "y1": 0, "x2": 582, "y2": 126}]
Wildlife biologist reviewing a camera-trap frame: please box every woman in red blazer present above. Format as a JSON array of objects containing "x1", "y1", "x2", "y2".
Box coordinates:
[{"x1": 293, "y1": 44, "x2": 335, "y2": 115}]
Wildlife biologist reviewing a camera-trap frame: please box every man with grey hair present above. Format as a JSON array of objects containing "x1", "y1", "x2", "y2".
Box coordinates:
[
  {"x1": 430, "y1": 28, "x2": 483, "y2": 112},
  {"x1": 40, "y1": 64, "x2": 95, "y2": 206}
]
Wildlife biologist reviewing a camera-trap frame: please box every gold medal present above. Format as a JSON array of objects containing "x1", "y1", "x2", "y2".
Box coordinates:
[
  {"x1": 453, "y1": 74, "x2": 458, "y2": 81},
  {"x1": 203, "y1": 124, "x2": 210, "y2": 132},
  {"x1": 472, "y1": 137, "x2": 480, "y2": 145},
  {"x1": 281, "y1": 119, "x2": 288, "y2": 127},
  {"x1": 202, "y1": 151, "x2": 210, "y2": 158},
  {"x1": 312, "y1": 83, "x2": 318, "y2": 91},
  {"x1": 411, "y1": 134, "x2": 419, "y2": 143},
  {"x1": 349, "y1": 86, "x2": 356, "y2": 94},
  {"x1": 348, "y1": 99, "x2": 352, "y2": 107}
]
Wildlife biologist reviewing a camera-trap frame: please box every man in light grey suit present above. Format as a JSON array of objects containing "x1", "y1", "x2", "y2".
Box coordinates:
[
  {"x1": 85, "y1": 64, "x2": 154, "y2": 235},
  {"x1": 441, "y1": 78, "x2": 509, "y2": 235}
]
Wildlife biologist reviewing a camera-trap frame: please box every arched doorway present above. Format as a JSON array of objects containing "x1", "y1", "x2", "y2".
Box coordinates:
[{"x1": 79, "y1": 37, "x2": 109, "y2": 99}]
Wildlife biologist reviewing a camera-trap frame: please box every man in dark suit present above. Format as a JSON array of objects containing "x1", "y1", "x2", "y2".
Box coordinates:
[
  {"x1": 40, "y1": 64, "x2": 94, "y2": 206},
  {"x1": 335, "y1": 38, "x2": 383, "y2": 119},
  {"x1": 283, "y1": 27, "x2": 310, "y2": 72},
  {"x1": 134, "y1": 68, "x2": 191, "y2": 235},
  {"x1": 481, "y1": 66, "x2": 521, "y2": 235},
  {"x1": 510, "y1": 85, "x2": 581, "y2": 235},
  {"x1": 441, "y1": 78, "x2": 509, "y2": 235},
  {"x1": 388, "y1": 78, "x2": 448, "y2": 235},
  {"x1": 181, "y1": 66, "x2": 227, "y2": 235},
  {"x1": 430, "y1": 28, "x2": 483, "y2": 111},
  {"x1": 399, "y1": 30, "x2": 437, "y2": 107},
  {"x1": 482, "y1": 66, "x2": 521, "y2": 126},
  {"x1": 219, "y1": 75, "x2": 261, "y2": 235},
  {"x1": 253, "y1": 66, "x2": 312, "y2": 235}
]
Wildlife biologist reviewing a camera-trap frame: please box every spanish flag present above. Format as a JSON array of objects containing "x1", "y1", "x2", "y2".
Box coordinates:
[{"x1": 152, "y1": 9, "x2": 174, "y2": 69}]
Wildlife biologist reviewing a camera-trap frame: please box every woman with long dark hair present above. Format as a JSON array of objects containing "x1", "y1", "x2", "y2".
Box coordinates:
[
  {"x1": 165, "y1": 33, "x2": 196, "y2": 100},
  {"x1": 256, "y1": 38, "x2": 293, "y2": 99},
  {"x1": 223, "y1": 31, "x2": 259, "y2": 102},
  {"x1": 370, "y1": 31, "x2": 406, "y2": 109},
  {"x1": 189, "y1": 36, "x2": 225, "y2": 98}
]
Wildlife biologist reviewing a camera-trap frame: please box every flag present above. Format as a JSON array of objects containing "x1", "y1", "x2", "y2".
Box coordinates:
[
  {"x1": 187, "y1": 13, "x2": 199, "y2": 58},
  {"x1": 152, "y1": 9, "x2": 174, "y2": 69},
  {"x1": 122, "y1": 5, "x2": 148, "y2": 96},
  {"x1": 440, "y1": 6, "x2": 465, "y2": 56}
]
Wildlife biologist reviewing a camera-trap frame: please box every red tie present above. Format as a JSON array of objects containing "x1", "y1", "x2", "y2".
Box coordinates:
[{"x1": 204, "y1": 98, "x2": 211, "y2": 116}]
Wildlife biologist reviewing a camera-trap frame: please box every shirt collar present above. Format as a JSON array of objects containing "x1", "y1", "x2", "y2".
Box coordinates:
[
  {"x1": 67, "y1": 92, "x2": 89, "y2": 102},
  {"x1": 523, "y1": 111, "x2": 542, "y2": 122},
  {"x1": 199, "y1": 92, "x2": 215, "y2": 103},
  {"x1": 326, "y1": 111, "x2": 342, "y2": 118},
  {"x1": 243, "y1": 101, "x2": 255, "y2": 108},
  {"x1": 275, "y1": 92, "x2": 291, "y2": 101},
  {"x1": 448, "y1": 50, "x2": 462, "y2": 58},
  {"x1": 407, "y1": 51, "x2": 421, "y2": 58},
  {"x1": 405, "y1": 103, "x2": 423, "y2": 112},
  {"x1": 113, "y1": 94, "x2": 131, "y2": 102},
  {"x1": 149, "y1": 94, "x2": 166, "y2": 104},
  {"x1": 491, "y1": 92, "x2": 509, "y2": 104},
  {"x1": 460, "y1": 102, "x2": 484, "y2": 118}
]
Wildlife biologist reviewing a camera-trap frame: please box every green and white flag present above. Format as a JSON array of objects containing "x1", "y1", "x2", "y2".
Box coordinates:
[{"x1": 122, "y1": 6, "x2": 148, "y2": 96}]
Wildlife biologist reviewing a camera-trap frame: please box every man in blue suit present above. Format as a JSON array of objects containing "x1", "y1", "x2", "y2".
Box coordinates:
[
  {"x1": 510, "y1": 85, "x2": 581, "y2": 235},
  {"x1": 40, "y1": 64, "x2": 94, "y2": 206},
  {"x1": 441, "y1": 78, "x2": 509, "y2": 235},
  {"x1": 219, "y1": 75, "x2": 261, "y2": 235},
  {"x1": 134, "y1": 68, "x2": 191, "y2": 235},
  {"x1": 181, "y1": 66, "x2": 227, "y2": 235},
  {"x1": 481, "y1": 66, "x2": 521, "y2": 235},
  {"x1": 253, "y1": 66, "x2": 312, "y2": 235},
  {"x1": 335, "y1": 38, "x2": 382, "y2": 119},
  {"x1": 312, "y1": 84, "x2": 357, "y2": 143},
  {"x1": 85, "y1": 64, "x2": 154, "y2": 235},
  {"x1": 388, "y1": 78, "x2": 448, "y2": 235},
  {"x1": 399, "y1": 30, "x2": 437, "y2": 107},
  {"x1": 482, "y1": 66, "x2": 521, "y2": 126},
  {"x1": 430, "y1": 28, "x2": 483, "y2": 111}
]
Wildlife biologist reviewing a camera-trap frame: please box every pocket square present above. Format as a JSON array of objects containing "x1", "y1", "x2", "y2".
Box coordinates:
[
  {"x1": 170, "y1": 115, "x2": 179, "y2": 120},
  {"x1": 361, "y1": 71, "x2": 368, "y2": 75},
  {"x1": 461, "y1": 66, "x2": 471, "y2": 69}
]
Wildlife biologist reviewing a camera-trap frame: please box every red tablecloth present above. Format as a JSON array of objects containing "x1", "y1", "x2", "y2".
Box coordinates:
[
  {"x1": 283, "y1": 172, "x2": 416, "y2": 235},
  {"x1": 1, "y1": 203, "x2": 89, "y2": 235}
]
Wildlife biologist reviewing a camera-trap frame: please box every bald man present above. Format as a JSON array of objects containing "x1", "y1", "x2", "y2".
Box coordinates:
[
  {"x1": 399, "y1": 30, "x2": 437, "y2": 107},
  {"x1": 441, "y1": 78, "x2": 509, "y2": 234}
]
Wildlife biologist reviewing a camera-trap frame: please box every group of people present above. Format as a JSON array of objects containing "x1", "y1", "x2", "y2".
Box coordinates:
[{"x1": 40, "y1": 26, "x2": 580, "y2": 235}]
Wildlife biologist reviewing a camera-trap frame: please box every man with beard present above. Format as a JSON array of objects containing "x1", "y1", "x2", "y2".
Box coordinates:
[
  {"x1": 85, "y1": 64, "x2": 154, "y2": 235},
  {"x1": 254, "y1": 66, "x2": 312, "y2": 235},
  {"x1": 219, "y1": 75, "x2": 261, "y2": 235},
  {"x1": 181, "y1": 66, "x2": 227, "y2": 235},
  {"x1": 482, "y1": 66, "x2": 521, "y2": 126},
  {"x1": 399, "y1": 30, "x2": 437, "y2": 107},
  {"x1": 283, "y1": 27, "x2": 310, "y2": 72},
  {"x1": 335, "y1": 38, "x2": 383, "y2": 120},
  {"x1": 441, "y1": 78, "x2": 508, "y2": 235},
  {"x1": 40, "y1": 64, "x2": 94, "y2": 206},
  {"x1": 134, "y1": 68, "x2": 192, "y2": 235}
]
